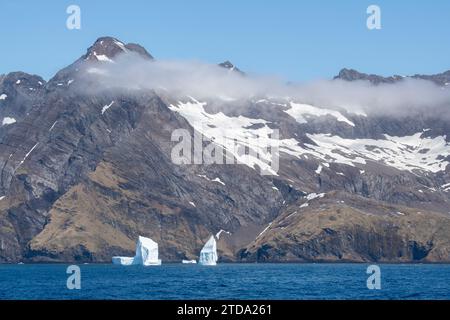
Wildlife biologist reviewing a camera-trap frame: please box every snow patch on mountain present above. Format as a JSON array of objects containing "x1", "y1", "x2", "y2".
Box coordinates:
[
  {"x1": 211, "y1": 177, "x2": 225, "y2": 185},
  {"x1": 285, "y1": 102, "x2": 355, "y2": 127},
  {"x1": 169, "y1": 99, "x2": 279, "y2": 175},
  {"x1": 113, "y1": 40, "x2": 128, "y2": 52},
  {"x1": 306, "y1": 193, "x2": 326, "y2": 201},
  {"x1": 16, "y1": 143, "x2": 39, "y2": 170},
  {"x1": 2, "y1": 117, "x2": 16, "y2": 126},
  {"x1": 256, "y1": 222, "x2": 273, "y2": 240},
  {"x1": 306, "y1": 132, "x2": 450, "y2": 173},
  {"x1": 315, "y1": 165, "x2": 323, "y2": 174},
  {"x1": 93, "y1": 51, "x2": 114, "y2": 63},
  {"x1": 169, "y1": 99, "x2": 450, "y2": 175},
  {"x1": 216, "y1": 229, "x2": 231, "y2": 239},
  {"x1": 49, "y1": 121, "x2": 58, "y2": 131},
  {"x1": 101, "y1": 101, "x2": 114, "y2": 114}
]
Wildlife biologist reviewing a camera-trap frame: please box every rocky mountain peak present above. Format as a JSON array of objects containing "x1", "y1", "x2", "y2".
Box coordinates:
[
  {"x1": 219, "y1": 60, "x2": 235, "y2": 69},
  {"x1": 0, "y1": 71, "x2": 46, "y2": 92},
  {"x1": 83, "y1": 36, "x2": 153, "y2": 62},
  {"x1": 218, "y1": 60, "x2": 245, "y2": 75},
  {"x1": 48, "y1": 36, "x2": 153, "y2": 86},
  {"x1": 334, "y1": 68, "x2": 404, "y2": 85}
]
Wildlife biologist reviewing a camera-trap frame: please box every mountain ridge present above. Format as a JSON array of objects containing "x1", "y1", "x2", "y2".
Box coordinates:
[{"x1": 335, "y1": 67, "x2": 450, "y2": 86}]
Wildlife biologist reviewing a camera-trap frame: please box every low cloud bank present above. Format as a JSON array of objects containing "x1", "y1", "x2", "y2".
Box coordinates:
[{"x1": 77, "y1": 52, "x2": 450, "y2": 116}]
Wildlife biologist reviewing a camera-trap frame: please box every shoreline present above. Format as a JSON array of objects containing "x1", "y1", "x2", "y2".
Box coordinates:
[{"x1": 2, "y1": 261, "x2": 450, "y2": 265}]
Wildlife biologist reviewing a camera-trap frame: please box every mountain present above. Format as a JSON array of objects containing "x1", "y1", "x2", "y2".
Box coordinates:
[
  {"x1": 1, "y1": 37, "x2": 450, "y2": 263},
  {"x1": 335, "y1": 68, "x2": 450, "y2": 86},
  {"x1": 218, "y1": 60, "x2": 245, "y2": 75}
]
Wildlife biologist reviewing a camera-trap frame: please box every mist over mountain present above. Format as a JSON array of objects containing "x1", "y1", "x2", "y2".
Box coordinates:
[
  {"x1": 1, "y1": 37, "x2": 450, "y2": 263},
  {"x1": 67, "y1": 49, "x2": 450, "y2": 119}
]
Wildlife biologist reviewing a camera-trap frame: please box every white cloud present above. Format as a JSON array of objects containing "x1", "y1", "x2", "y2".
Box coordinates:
[{"x1": 75, "y1": 52, "x2": 450, "y2": 117}]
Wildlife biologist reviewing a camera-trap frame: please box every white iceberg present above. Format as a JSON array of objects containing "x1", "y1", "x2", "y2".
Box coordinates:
[
  {"x1": 182, "y1": 259, "x2": 197, "y2": 264},
  {"x1": 112, "y1": 236, "x2": 162, "y2": 266},
  {"x1": 199, "y1": 235, "x2": 218, "y2": 266},
  {"x1": 112, "y1": 256, "x2": 136, "y2": 266}
]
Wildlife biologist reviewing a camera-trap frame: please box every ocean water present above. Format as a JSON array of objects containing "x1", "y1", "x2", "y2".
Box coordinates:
[{"x1": 0, "y1": 263, "x2": 449, "y2": 300}]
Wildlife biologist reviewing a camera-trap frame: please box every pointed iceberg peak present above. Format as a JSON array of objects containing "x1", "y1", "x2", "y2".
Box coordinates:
[
  {"x1": 83, "y1": 36, "x2": 153, "y2": 63},
  {"x1": 137, "y1": 235, "x2": 157, "y2": 246},
  {"x1": 112, "y1": 235, "x2": 161, "y2": 266},
  {"x1": 199, "y1": 235, "x2": 218, "y2": 266}
]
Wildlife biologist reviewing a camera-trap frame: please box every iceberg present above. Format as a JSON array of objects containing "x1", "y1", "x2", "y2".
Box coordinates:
[
  {"x1": 182, "y1": 259, "x2": 197, "y2": 264},
  {"x1": 199, "y1": 235, "x2": 218, "y2": 266},
  {"x1": 112, "y1": 236, "x2": 162, "y2": 266},
  {"x1": 112, "y1": 256, "x2": 135, "y2": 266}
]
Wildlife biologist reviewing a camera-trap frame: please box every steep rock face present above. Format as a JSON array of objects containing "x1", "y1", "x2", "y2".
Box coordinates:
[
  {"x1": 25, "y1": 92, "x2": 284, "y2": 262},
  {"x1": 1, "y1": 38, "x2": 450, "y2": 263},
  {"x1": 239, "y1": 192, "x2": 450, "y2": 262},
  {"x1": 0, "y1": 72, "x2": 46, "y2": 128}
]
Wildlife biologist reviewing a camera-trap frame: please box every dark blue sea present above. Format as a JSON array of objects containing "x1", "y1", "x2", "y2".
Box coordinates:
[{"x1": 0, "y1": 263, "x2": 449, "y2": 300}]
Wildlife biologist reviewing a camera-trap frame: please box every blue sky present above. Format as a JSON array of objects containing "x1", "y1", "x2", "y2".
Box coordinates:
[{"x1": 0, "y1": 0, "x2": 449, "y2": 81}]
